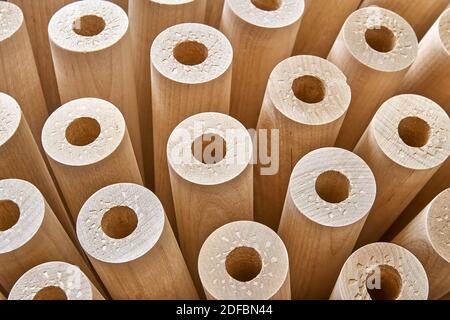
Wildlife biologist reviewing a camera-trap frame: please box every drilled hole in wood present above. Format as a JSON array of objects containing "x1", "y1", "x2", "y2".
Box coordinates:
[
  {"x1": 366, "y1": 265, "x2": 402, "y2": 300},
  {"x1": 0, "y1": 200, "x2": 20, "y2": 231},
  {"x1": 33, "y1": 286, "x2": 68, "y2": 300},
  {"x1": 73, "y1": 15, "x2": 106, "y2": 36},
  {"x1": 398, "y1": 116, "x2": 430, "y2": 148},
  {"x1": 315, "y1": 171, "x2": 350, "y2": 204},
  {"x1": 65, "y1": 117, "x2": 101, "y2": 146},
  {"x1": 226, "y1": 247, "x2": 262, "y2": 282},
  {"x1": 191, "y1": 133, "x2": 227, "y2": 165},
  {"x1": 251, "y1": 0, "x2": 282, "y2": 11},
  {"x1": 292, "y1": 75, "x2": 326, "y2": 104},
  {"x1": 173, "y1": 41, "x2": 208, "y2": 66},
  {"x1": 101, "y1": 206, "x2": 138, "y2": 239},
  {"x1": 365, "y1": 26, "x2": 396, "y2": 53}
]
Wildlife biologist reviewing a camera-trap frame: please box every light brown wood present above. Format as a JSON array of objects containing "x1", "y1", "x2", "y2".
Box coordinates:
[
  {"x1": 108, "y1": 0, "x2": 128, "y2": 12},
  {"x1": 0, "y1": 2, "x2": 49, "y2": 146},
  {"x1": 9, "y1": 262, "x2": 104, "y2": 300},
  {"x1": 42, "y1": 98, "x2": 143, "y2": 222},
  {"x1": 220, "y1": 0, "x2": 305, "y2": 129},
  {"x1": 0, "y1": 179, "x2": 101, "y2": 293},
  {"x1": 205, "y1": 0, "x2": 224, "y2": 28},
  {"x1": 151, "y1": 22, "x2": 232, "y2": 231},
  {"x1": 442, "y1": 291, "x2": 450, "y2": 300},
  {"x1": 168, "y1": 112, "x2": 253, "y2": 292},
  {"x1": 129, "y1": 0, "x2": 207, "y2": 188},
  {"x1": 48, "y1": 0, "x2": 144, "y2": 176},
  {"x1": 392, "y1": 189, "x2": 450, "y2": 300},
  {"x1": 77, "y1": 183, "x2": 198, "y2": 300},
  {"x1": 293, "y1": 0, "x2": 361, "y2": 57},
  {"x1": 354, "y1": 94, "x2": 450, "y2": 247},
  {"x1": 330, "y1": 242, "x2": 429, "y2": 300},
  {"x1": 360, "y1": 0, "x2": 449, "y2": 40},
  {"x1": 255, "y1": 55, "x2": 351, "y2": 230},
  {"x1": 0, "y1": 291, "x2": 4, "y2": 300},
  {"x1": 198, "y1": 221, "x2": 290, "y2": 300},
  {"x1": 328, "y1": 7, "x2": 418, "y2": 150}
]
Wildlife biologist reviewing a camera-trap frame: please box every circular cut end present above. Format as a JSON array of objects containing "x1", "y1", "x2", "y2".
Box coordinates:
[
  {"x1": 9, "y1": 262, "x2": 95, "y2": 300},
  {"x1": 167, "y1": 112, "x2": 253, "y2": 186},
  {"x1": 42, "y1": 98, "x2": 125, "y2": 166},
  {"x1": 290, "y1": 148, "x2": 376, "y2": 227},
  {"x1": 0, "y1": 93, "x2": 21, "y2": 146},
  {"x1": 439, "y1": 9, "x2": 450, "y2": 55},
  {"x1": 372, "y1": 94, "x2": 449, "y2": 170},
  {"x1": 151, "y1": 23, "x2": 232, "y2": 84},
  {"x1": 337, "y1": 243, "x2": 428, "y2": 300},
  {"x1": 198, "y1": 221, "x2": 289, "y2": 300},
  {"x1": 49, "y1": 0, "x2": 128, "y2": 52},
  {"x1": 268, "y1": 55, "x2": 351, "y2": 125},
  {"x1": 0, "y1": 2, "x2": 23, "y2": 42},
  {"x1": 426, "y1": 189, "x2": 450, "y2": 263},
  {"x1": 0, "y1": 179, "x2": 45, "y2": 254},
  {"x1": 77, "y1": 183, "x2": 164, "y2": 264},
  {"x1": 343, "y1": 7, "x2": 417, "y2": 72}
]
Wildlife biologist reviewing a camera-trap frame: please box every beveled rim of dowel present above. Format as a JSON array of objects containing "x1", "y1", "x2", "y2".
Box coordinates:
[
  {"x1": 289, "y1": 147, "x2": 376, "y2": 228},
  {"x1": 151, "y1": 23, "x2": 232, "y2": 85},
  {"x1": 227, "y1": 0, "x2": 304, "y2": 29},
  {"x1": 336, "y1": 242, "x2": 428, "y2": 300},
  {"x1": 0, "y1": 2, "x2": 23, "y2": 42},
  {"x1": 0, "y1": 179, "x2": 45, "y2": 254},
  {"x1": 42, "y1": 97, "x2": 126, "y2": 167},
  {"x1": 342, "y1": 7, "x2": 417, "y2": 72},
  {"x1": 372, "y1": 94, "x2": 449, "y2": 171},
  {"x1": 426, "y1": 188, "x2": 450, "y2": 263},
  {"x1": 0, "y1": 93, "x2": 21, "y2": 146},
  {"x1": 198, "y1": 221, "x2": 289, "y2": 300},
  {"x1": 438, "y1": 8, "x2": 450, "y2": 55},
  {"x1": 9, "y1": 262, "x2": 94, "y2": 300},
  {"x1": 77, "y1": 183, "x2": 165, "y2": 264},
  {"x1": 268, "y1": 55, "x2": 351, "y2": 125},
  {"x1": 167, "y1": 112, "x2": 253, "y2": 186},
  {"x1": 49, "y1": 0, "x2": 128, "y2": 53}
]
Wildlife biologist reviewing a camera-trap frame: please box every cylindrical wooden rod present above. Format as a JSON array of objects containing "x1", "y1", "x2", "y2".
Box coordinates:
[
  {"x1": 292, "y1": 0, "x2": 361, "y2": 57},
  {"x1": 198, "y1": 221, "x2": 290, "y2": 300},
  {"x1": 354, "y1": 94, "x2": 450, "y2": 247},
  {"x1": 330, "y1": 243, "x2": 429, "y2": 300},
  {"x1": 205, "y1": 0, "x2": 224, "y2": 28},
  {"x1": 48, "y1": 0, "x2": 144, "y2": 175},
  {"x1": 0, "y1": 2, "x2": 48, "y2": 146},
  {"x1": 360, "y1": 0, "x2": 449, "y2": 40},
  {"x1": 278, "y1": 147, "x2": 376, "y2": 299},
  {"x1": 168, "y1": 112, "x2": 253, "y2": 292},
  {"x1": 77, "y1": 183, "x2": 198, "y2": 300},
  {"x1": 328, "y1": 7, "x2": 418, "y2": 150},
  {"x1": 255, "y1": 55, "x2": 351, "y2": 230},
  {"x1": 42, "y1": 98, "x2": 142, "y2": 222},
  {"x1": 151, "y1": 22, "x2": 233, "y2": 231},
  {"x1": 220, "y1": 0, "x2": 305, "y2": 129},
  {"x1": 9, "y1": 262, "x2": 104, "y2": 300},
  {"x1": 129, "y1": 0, "x2": 207, "y2": 188},
  {"x1": 392, "y1": 189, "x2": 450, "y2": 300},
  {"x1": 0, "y1": 179, "x2": 100, "y2": 293}
]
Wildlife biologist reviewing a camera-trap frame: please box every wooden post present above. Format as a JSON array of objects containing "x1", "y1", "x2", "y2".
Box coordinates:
[{"x1": 205, "y1": 0, "x2": 224, "y2": 28}]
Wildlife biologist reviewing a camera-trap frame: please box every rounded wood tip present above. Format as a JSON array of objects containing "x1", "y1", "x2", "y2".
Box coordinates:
[
  {"x1": 0, "y1": 2, "x2": 23, "y2": 42},
  {"x1": 289, "y1": 147, "x2": 376, "y2": 227},
  {"x1": 227, "y1": 0, "x2": 304, "y2": 28},
  {"x1": 371, "y1": 94, "x2": 449, "y2": 170},
  {"x1": 77, "y1": 183, "x2": 165, "y2": 264},
  {"x1": 167, "y1": 112, "x2": 253, "y2": 185},
  {"x1": 49, "y1": 0, "x2": 128, "y2": 52},
  {"x1": 198, "y1": 221, "x2": 289, "y2": 300},
  {"x1": 42, "y1": 97, "x2": 126, "y2": 167},
  {"x1": 268, "y1": 55, "x2": 351, "y2": 125},
  {"x1": 343, "y1": 7, "x2": 418, "y2": 72},
  {"x1": 0, "y1": 179, "x2": 45, "y2": 255},
  {"x1": 439, "y1": 8, "x2": 450, "y2": 55},
  {"x1": 334, "y1": 242, "x2": 429, "y2": 300},
  {"x1": 9, "y1": 262, "x2": 95, "y2": 300},
  {"x1": 0, "y1": 93, "x2": 21, "y2": 146},
  {"x1": 427, "y1": 189, "x2": 450, "y2": 263},
  {"x1": 151, "y1": 23, "x2": 232, "y2": 84}
]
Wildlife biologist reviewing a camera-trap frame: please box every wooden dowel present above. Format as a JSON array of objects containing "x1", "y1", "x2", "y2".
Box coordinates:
[
  {"x1": 205, "y1": 0, "x2": 224, "y2": 28},
  {"x1": 0, "y1": 2, "x2": 48, "y2": 147},
  {"x1": 168, "y1": 112, "x2": 253, "y2": 292},
  {"x1": 9, "y1": 262, "x2": 104, "y2": 300},
  {"x1": 292, "y1": 0, "x2": 360, "y2": 57},
  {"x1": 354, "y1": 94, "x2": 450, "y2": 247},
  {"x1": 48, "y1": 0, "x2": 144, "y2": 176},
  {"x1": 108, "y1": 0, "x2": 128, "y2": 13},
  {"x1": 220, "y1": 0, "x2": 305, "y2": 129},
  {"x1": 151, "y1": 22, "x2": 232, "y2": 231},
  {"x1": 255, "y1": 55, "x2": 351, "y2": 230},
  {"x1": 392, "y1": 189, "x2": 450, "y2": 300},
  {"x1": 76, "y1": 183, "x2": 198, "y2": 300},
  {"x1": 41, "y1": 98, "x2": 142, "y2": 222},
  {"x1": 360, "y1": 0, "x2": 449, "y2": 40},
  {"x1": 278, "y1": 147, "x2": 376, "y2": 299},
  {"x1": 330, "y1": 243, "x2": 429, "y2": 300},
  {"x1": 328, "y1": 7, "x2": 418, "y2": 150},
  {"x1": 0, "y1": 179, "x2": 101, "y2": 293},
  {"x1": 198, "y1": 221, "x2": 290, "y2": 300},
  {"x1": 129, "y1": 0, "x2": 207, "y2": 188}
]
